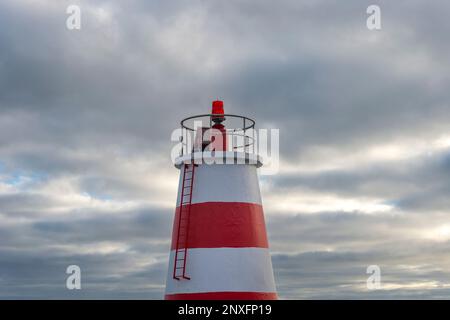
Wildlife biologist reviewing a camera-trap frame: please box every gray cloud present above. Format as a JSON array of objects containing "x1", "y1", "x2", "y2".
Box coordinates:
[{"x1": 1, "y1": 0, "x2": 450, "y2": 299}]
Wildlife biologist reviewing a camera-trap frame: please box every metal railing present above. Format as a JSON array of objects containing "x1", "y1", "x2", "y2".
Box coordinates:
[{"x1": 179, "y1": 114, "x2": 256, "y2": 156}]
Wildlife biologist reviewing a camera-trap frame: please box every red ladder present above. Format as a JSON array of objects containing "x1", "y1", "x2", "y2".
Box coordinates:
[{"x1": 173, "y1": 163, "x2": 196, "y2": 280}]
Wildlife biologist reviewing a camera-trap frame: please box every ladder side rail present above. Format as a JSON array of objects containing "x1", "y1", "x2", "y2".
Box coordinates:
[
  {"x1": 182, "y1": 164, "x2": 195, "y2": 279},
  {"x1": 173, "y1": 164, "x2": 188, "y2": 279}
]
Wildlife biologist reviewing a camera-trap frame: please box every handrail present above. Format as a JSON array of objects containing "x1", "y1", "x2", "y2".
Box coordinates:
[
  {"x1": 181, "y1": 114, "x2": 255, "y2": 131},
  {"x1": 179, "y1": 113, "x2": 257, "y2": 156}
]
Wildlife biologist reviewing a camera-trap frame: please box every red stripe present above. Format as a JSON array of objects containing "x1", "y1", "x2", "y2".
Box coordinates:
[
  {"x1": 170, "y1": 202, "x2": 268, "y2": 249},
  {"x1": 165, "y1": 291, "x2": 277, "y2": 300}
]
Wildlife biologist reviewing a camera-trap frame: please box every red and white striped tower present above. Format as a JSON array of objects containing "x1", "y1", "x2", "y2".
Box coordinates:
[{"x1": 164, "y1": 100, "x2": 277, "y2": 300}]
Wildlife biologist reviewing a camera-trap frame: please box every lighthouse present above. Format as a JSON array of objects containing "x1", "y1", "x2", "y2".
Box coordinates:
[{"x1": 164, "y1": 100, "x2": 277, "y2": 300}]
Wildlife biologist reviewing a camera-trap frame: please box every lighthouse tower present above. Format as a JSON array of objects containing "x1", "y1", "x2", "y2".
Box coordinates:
[{"x1": 164, "y1": 101, "x2": 277, "y2": 300}]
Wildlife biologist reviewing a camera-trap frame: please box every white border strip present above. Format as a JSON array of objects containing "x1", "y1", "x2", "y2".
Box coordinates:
[{"x1": 175, "y1": 151, "x2": 263, "y2": 168}]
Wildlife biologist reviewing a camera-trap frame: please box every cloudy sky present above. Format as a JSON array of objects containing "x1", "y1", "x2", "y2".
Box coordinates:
[{"x1": 1, "y1": 0, "x2": 450, "y2": 299}]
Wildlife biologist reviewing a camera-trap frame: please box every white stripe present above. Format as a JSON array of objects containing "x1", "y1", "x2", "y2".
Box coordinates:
[
  {"x1": 176, "y1": 164, "x2": 262, "y2": 205},
  {"x1": 165, "y1": 247, "x2": 277, "y2": 295},
  {"x1": 175, "y1": 151, "x2": 263, "y2": 168}
]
